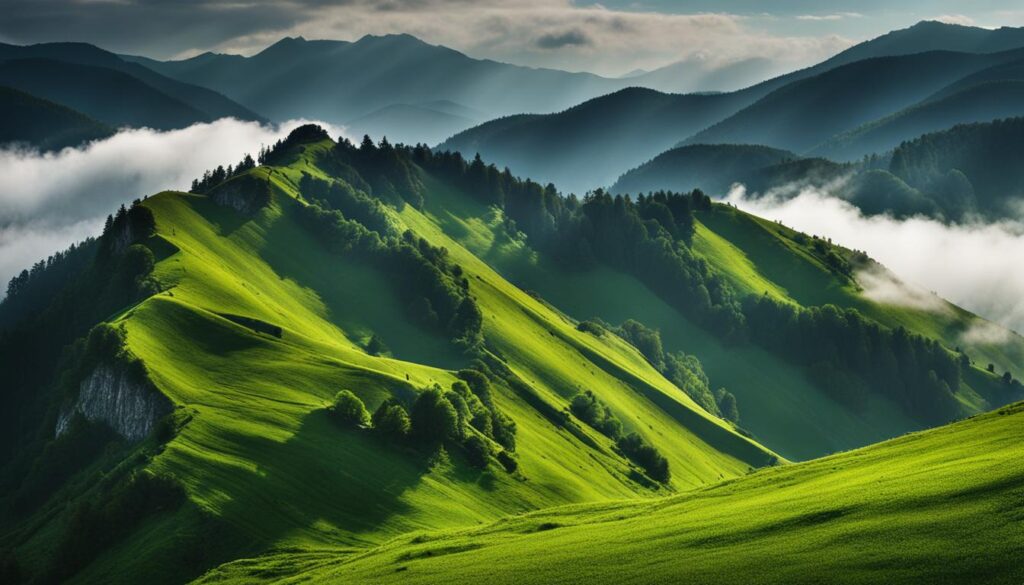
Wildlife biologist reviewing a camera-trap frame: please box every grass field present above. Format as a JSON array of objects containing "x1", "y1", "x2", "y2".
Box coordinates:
[{"x1": 194, "y1": 400, "x2": 1024, "y2": 585}]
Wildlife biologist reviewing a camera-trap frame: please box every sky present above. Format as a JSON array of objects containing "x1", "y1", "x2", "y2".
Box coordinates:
[{"x1": 2, "y1": 1, "x2": 1024, "y2": 76}]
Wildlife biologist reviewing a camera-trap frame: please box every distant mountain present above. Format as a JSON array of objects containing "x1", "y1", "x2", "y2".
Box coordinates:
[
  {"x1": 345, "y1": 101, "x2": 485, "y2": 146},
  {"x1": 610, "y1": 144, "x2": 796, "y2": 196},
  {"x1": 0, "y1": 42, "x2": 263, "y2": 125},
  {"x1": 124, "y1": 34, "x2": 636, "y2": 140},
  {"x1": 438, "y1": 87, "x2": 754, "y2": 194},
  {"x1": 685, "y1": 48, "x2": 1024, "y2": 153},
  {"x1": 814, "y1": 78, "x2": 1024, "y2": 160},
  {"x1": 0, "y1": 85, "x2": 112, "y2": 150},
  {"x1": 0, "y1": 59, "x2": 212, "y2": 130},
  {"x1": 439, "y1": 22, "x2": 1024, "y2": 194}
]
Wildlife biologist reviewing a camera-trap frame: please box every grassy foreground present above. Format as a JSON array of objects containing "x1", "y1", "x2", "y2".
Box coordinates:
[{"x1": 196, "y1": 401, "x2": 1024, "y2": 584}]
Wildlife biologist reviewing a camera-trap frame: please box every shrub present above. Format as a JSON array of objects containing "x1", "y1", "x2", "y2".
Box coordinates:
[
  {"x1": 411, "y1": 387, "x2": 459, "y2": 442},
  {"x1": 617, "y1": 432, "x2": 670, "y2": 484},
  {"x1": 463, "y1": 435, "x2": 491, "y2": 468},
  {"x1": 365, "y1": 334, "x2": 389, "y2": 356},
  {"x1": 371, "y1": 399, "x2": 411, "y2": 439},
  {"x1": 328, "y1": 390, "x2": 369, "y2": 427},
  {"x1": 715, "y1": 388, "x2": 740, "y2": 423},
  {"x1": 496, "y1": 450, "x2": 518, "y2": 473}
]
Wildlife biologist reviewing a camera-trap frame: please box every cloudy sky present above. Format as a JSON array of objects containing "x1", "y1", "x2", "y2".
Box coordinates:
[{"x1": 2, "y1": 1, "x2": 1024, "y2": 76}]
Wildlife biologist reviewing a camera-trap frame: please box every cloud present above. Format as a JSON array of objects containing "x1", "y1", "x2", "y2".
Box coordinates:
[
  {"x1": 724, "y1": 184, "x2": 1024, "y2": 336},
  {"x1": 855, "y1": 264, "x2": 949, "y2": 313},
  {"x1": 0, "y1": 0, "x2": 853, "y2": 77},
  {"x1": 960, "y1": 320, "x2": 1013, "y2": 346},
  {"x1": 796, "y1": 12, "x2": 863, "y2": 21},
  {"x1": 535, "y1": 28, "x2": 592, "y2": 50},
  {"x1": 932, "y1": 14, "x2": 975, "y2": 26},
  {"x1": 0, "y1": 118, "x2": 346, "y2": 296}
]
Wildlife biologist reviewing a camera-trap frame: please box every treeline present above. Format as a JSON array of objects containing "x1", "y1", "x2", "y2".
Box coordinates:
[
  {"x1": 395, "y1": 144, "x2": 966, "y2": 425},
  {"x1": 327, "y1": 369, "x2": 517, "y2": 472},
  {"x1": 579, "y1": 319, "x2": 739, "y2": 423},
  {"x1": 889, "y1": 116, "x2": 1024, "y2": 218},
  {"x1": 569, "y1": 390, "x2": 670, "y2": 483},
  {"x1": 744, "y1": 298, "x2": 961, "y2": 422},
  {"x1": 189, "y1": 153, "x2": 256, "y2": 195}
]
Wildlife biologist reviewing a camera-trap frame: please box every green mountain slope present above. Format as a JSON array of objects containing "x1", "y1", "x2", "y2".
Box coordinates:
[
  {"x1": 2, "y1": 126, "x2": 1021, "y2": 584},
  {"x1": 0, "y1": 85, "x2": 113, "y2": 149},
  {"x1": 202, "y1": 400, "x2": 1024, "y2": 584}
]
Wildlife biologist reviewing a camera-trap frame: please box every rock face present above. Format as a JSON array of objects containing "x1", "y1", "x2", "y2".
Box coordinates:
[
  {"x1": 56, "y1": 364, "x2": 171, "y2": 442},
  {"x1": 211, "y1": 175, "x2": 271, "y2": 214}
]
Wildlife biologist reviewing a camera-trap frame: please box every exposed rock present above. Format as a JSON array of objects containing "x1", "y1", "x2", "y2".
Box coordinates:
[
  {"x1": 56, "y1": 364, "x2": 171, "y2": 443},
  {"x1": 211, "y1": 175, "x2": 271, "y2": 214}
]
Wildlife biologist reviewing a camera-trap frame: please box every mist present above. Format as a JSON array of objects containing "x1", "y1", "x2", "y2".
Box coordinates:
[
  {"x1": 725, "y1": 185, "x2": 1024, "y2": 335},
  {"x1": 0, "y1": 118, "x2": 345, "y2": 296}
]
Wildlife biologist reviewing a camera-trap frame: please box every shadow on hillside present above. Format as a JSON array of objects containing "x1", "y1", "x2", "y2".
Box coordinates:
[
  {"x1": 190, "y1": 196, "x2": 250, "y2": 237},
  {"x1": 214, "y1": 409, "x2": 433, "y2": 546},
  {"x1": 256, "y1": 196, "x2": 467, "y2": 370}
]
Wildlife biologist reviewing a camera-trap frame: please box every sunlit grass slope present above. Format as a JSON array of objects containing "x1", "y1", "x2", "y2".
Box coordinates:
[
  {"x1": 52, "y1": 139, "x2": 776, "y2": 580},
  {"x1": 195, "y1": 400, "x2": 1024, "y2": 585},
  {"x1": 411, "y1": 177, "x2": 1021, "y2": 460}
]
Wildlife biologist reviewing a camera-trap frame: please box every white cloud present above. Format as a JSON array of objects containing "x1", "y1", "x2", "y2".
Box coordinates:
[
  {"x1": 855, "y1": 264, "x2": 949, "y2": 314},
  {"x1": 796, "y1": 13, "x2": 863, "y2": 21},
  {"x1": 931, "y1": 14, "x2": 975, "y2": 26},
  {"x1": 207, "y1": 1, "x2": 853, "y2": 77},
  {"x1": 725, "y1": 185, "x2": 1024, "y2": 335},
  {"x1": 0, "y1": 118, "x2": 347, "y2": 295}
]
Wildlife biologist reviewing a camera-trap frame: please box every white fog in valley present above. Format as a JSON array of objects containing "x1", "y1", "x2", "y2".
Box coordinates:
[
  {"x1": 725, "y1": 185, "x2": 1024, "y2": 336},
  {"x1": 0, "y1": 118, "x2": 346, "y2": 297}
]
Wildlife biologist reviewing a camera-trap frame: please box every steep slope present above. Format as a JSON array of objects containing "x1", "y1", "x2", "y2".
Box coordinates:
[
  {"x1": 685, "y1": 49, "x2": 1024, "y2": 153},
  {"x1": 438, "y1": 87, "x2": 754, "y2": 194},
  {"x1": 0, "y1": 42, "x2": 263, "y2": 123},
  {"x1": 204, "y1": 400, "x2": 1024, "y2": 584},
  {"x1": 0, "y1": 85, "x2": 113, "y2": 149},
  {"x1": 610, "y1": 144, "x2": 797, "y2": 196},
  {"x1": 0, "y1": 128, "x2": 774, "y2": 584}
]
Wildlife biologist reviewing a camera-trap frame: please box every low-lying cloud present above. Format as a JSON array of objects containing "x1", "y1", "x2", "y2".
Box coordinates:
[
  {"x1": 0, "y1": 118, "x2": 345, "y2": 296},
  {"x1": 725, "y1": 184, "x2": 1024, "y2": 335}
]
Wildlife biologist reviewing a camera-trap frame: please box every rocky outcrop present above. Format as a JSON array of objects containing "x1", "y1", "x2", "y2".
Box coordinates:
[
  {"x1": 56, "y1": 364, "x2": 171, "y2": 442},
  {"x1": 211, "y1": 174, "x2": 271, "y2": 214}
]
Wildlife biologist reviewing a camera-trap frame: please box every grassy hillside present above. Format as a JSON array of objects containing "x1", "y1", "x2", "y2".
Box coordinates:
[
  {"x1": 0, "y1": 85, "x2": 112, "y2": 149},
  {"x1": 0, "y1": 132, "x2": 775, "y2": 583},
  {"x1": 198, "y1": 400, "x2": 1024, "y2": 584},
  {"x1": 3, "y1": 127, "x2": 1021, "y2": 584}
]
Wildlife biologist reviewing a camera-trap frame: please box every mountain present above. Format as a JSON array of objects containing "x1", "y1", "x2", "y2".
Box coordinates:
[
  {"x1": 610, "y1": 144, "x2": 797, "y2": 196},
  {"x1": 814, "y1": 79, "x2": 1024, "y2": 161},
  {"x1": 208, "y1": 400, "x2": 1024, "y2": 584},
  {"x1": 2, "y1": 126, "x2": 1021, "y2": 583},
  {"x1": 0, "y1": 42, "x2": 263, "y2": 130},
  {"x1": 0, "y1": 85, "x2": 113, "y2": 150},
  {"x1": 438, "y1": 87, "x2": 755, "y2": 194},
  {"x1": 441, "y1": 22, "x2": 1024, "y2": 194},
  {"x1": 123, "y1": 34, "x2": 635, "y2": 142},
  {"x1": 685, "y1": 48, "x2": 1024, "y2": 153},
  {"x1": 345, "y1": 101, "x2": 485, "y2": 146}
]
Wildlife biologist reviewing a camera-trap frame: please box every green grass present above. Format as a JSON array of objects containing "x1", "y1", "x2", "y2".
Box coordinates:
[{"x1": 194, "y1": 401, "x2": 1024, "y2": 585}]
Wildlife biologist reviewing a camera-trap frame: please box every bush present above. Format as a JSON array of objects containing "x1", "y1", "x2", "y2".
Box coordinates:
[
  {"x1": 371, "y1": 399, "x2": 411, "y2": 439},
  {"x1": 328, "y1": 390, "x2": 369, "y2": 427},
  {"x1": 617, "y1": 432, "x2": 670, "y2": 484},
  {"x1": 570, "y1": 390, "x2": 622, "y2": 440},
  {"x1": 411, "y1": 387, "x2": 459, "y2": 442},
  {"x1": 496, "y1": 450, "x2": 518, "y2": 473},
  {"x1": 716, "y1": 388, "x2": 740, "y2": 423},
  {"x1": 463, "y1": 435, "x2": 491, "y2": 468}
]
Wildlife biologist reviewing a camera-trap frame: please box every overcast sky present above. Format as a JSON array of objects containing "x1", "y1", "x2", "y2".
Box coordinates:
[{"x1": 2, "y1": 1, "x2": 1024, "y2": 76}]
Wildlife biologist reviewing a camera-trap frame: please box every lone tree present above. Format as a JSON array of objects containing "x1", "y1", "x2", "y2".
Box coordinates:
[
  {"x1": 411, "y1": 386, "x2": 459, "y2": 443},
  {"x1": 328, "y1": 390, "x2": 369, "y2": 427},
  {"x1": 463, "y1": 435, "x2": 491, "y2": 468},
  {"x1": 372, "y1": 399, "x2": 411, "y2": 439}
]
